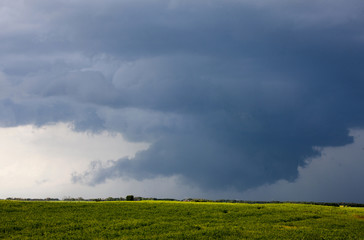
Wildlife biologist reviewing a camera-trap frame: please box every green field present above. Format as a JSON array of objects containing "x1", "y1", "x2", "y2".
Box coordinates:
[{"x1": 1, "y1": 200, "x2": 363, "y2": 239}]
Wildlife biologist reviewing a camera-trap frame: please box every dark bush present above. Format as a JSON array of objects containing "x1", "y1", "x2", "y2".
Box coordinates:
[{"x1": 126, "y1": 195, "x2": 134, "y2": 201}]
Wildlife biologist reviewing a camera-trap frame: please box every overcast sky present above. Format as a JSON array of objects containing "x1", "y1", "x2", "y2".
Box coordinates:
[{"x1": 1, "y1": 0, "x2": 364, "y2": 203}]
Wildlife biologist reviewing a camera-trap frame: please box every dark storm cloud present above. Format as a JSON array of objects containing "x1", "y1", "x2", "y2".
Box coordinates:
[{"x1": 2, "y1": 0, "x2": 364, "y2": 191}]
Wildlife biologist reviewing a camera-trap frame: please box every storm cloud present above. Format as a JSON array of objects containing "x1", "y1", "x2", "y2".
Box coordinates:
[{"x1": 1, "y1": 0, "x2": 364, "y2": 194}]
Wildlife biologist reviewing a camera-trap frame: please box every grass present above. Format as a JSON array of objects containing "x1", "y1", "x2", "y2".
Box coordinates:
[{"x1": 0, "y1": 200, "x2": 363, "y2": 239}]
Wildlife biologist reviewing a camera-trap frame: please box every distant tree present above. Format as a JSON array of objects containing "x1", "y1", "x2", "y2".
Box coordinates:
[{"x1": 126, "y1": 195, "x2": 134, "y2": 201}]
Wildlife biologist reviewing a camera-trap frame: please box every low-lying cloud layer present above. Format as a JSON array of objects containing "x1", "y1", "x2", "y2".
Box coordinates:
[{"x1": 1, "y1": 0, "x2": 364, "y2": 197}]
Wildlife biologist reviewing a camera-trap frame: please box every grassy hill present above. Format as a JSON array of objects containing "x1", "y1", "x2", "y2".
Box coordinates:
[{"x1": 1, "y1": 200, "x2": 363, "y2": 239}]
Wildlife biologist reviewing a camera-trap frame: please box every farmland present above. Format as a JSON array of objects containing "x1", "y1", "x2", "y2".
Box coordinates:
[{"x1": 1, "y1": 200, "x2": 363, "y2": 239}]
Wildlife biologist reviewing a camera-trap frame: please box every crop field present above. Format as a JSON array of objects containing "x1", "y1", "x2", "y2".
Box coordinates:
[{"x1": 1, "y1": 200, "x2": 363, "y2": 239}]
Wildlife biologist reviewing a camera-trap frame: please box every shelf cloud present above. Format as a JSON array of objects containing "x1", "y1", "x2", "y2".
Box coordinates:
[{"x1": 1, "y1": 0, "x2": 364, "y2": 201}]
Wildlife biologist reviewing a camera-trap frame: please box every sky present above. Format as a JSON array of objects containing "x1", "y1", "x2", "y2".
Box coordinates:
[{"x1": 0, "y1": 0, "x2": 364, "y2": 203}]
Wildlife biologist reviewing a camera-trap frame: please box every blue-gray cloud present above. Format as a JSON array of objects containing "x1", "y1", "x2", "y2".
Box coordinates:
[{"x1": 1, "y1": 0, "x2": 364, "y2": 193}]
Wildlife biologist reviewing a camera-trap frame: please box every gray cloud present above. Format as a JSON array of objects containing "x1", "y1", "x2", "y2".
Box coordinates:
[
  {"x1": 1, "y1": 0, "x2": 364, "y2": 195},
  {"x1": 241, "y1": 129, "x2": 364, "y2": 203}
]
